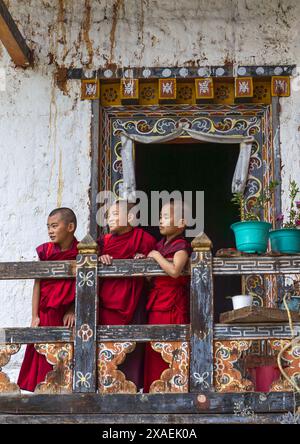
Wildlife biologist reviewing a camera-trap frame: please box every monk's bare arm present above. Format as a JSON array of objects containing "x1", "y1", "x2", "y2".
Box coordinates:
[
  {"x1": 148, "y1": 250, "x2": 188, "y2": 279},
  {"x1": 31, "y1": 279, "x2": 40, "y2": 327}
]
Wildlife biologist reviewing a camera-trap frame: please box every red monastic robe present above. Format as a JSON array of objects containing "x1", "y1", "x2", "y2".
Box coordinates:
[
  {"x1": 98, "y1": 227, "x2": 156, "y2": 390},
  {"x1": 144, "y1": 235, "x2": 191, "y2": 393},
  {"x1": 97, "y1": 227, "x2": 156, "y2": 325},
  {"x1": 17, "y1": 239, "x2": 78, "y2": 392}
]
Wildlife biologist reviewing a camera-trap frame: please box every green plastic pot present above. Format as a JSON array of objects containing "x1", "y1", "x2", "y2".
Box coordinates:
[
  {"x1": 270, "y1": 228, "x2": 300, "y2": 254},
  {"x1": 230, "y1": 220, "x2": 272, "y2": 254}
]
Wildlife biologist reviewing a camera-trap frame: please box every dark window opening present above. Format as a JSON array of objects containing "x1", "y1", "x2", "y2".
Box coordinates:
[{"x1": 135, "y1": 140, "x2": 242, "y2": 321}]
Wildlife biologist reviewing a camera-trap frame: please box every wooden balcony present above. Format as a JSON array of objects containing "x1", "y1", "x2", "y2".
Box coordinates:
[{"x1": 0, "y1": 233, "x2": 299, "y2": 424}]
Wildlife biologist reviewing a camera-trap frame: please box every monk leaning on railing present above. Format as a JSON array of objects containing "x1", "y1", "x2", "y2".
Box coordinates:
[
  {"x1": 97, "y1": 200, "x2": 156, "y2": 390},
  {"x1": 144, "y1": 201, "x2": 192, "y2": 392},
  {"x1": 17, "y1": 208, "x2": 78, "y2": 392}
]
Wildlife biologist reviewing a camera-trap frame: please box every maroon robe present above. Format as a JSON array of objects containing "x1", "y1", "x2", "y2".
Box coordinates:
[
  {"x1": 98, "y1": 227, "x2": 156, "y2": 389},
  {"x1": 17, "y1": 238, "x2": 78, "y2": 392},
  {"x1": 97, "y1": 227, "x2": 156, "y2": 325},
  {"x1": 144, "y1": 235, "x2": 191, "y2": 393}
]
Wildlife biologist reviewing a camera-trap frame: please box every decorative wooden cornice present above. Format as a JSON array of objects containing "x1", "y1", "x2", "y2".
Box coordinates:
[
  {"x1": 79, "y1": 74, "x2": 292, "y2": 105},
  {"x1": 68, "y1": 64, "x2": 296, "y2": 80}
]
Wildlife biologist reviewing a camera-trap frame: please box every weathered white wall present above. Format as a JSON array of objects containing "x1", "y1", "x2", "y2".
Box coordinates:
[{"x1": 0, "y1": 0, "x2": 300, "y2": 381}]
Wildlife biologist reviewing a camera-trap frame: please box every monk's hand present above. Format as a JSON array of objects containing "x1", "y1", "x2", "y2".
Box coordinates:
[
  {"x1": 99, "y1": 254, "x2": 113, "y2": 265},
  {"x1": 63, "y1": 311, "x2": 75, "y2": 328},
  {"x1": 134, "y1": 253, "x2": 146, "y2": 259},
  {"x1": 148, "y1": 250, "x2": 160, "y2": 260},
  {"x1": 31, "y1": 316, "x2": 40, "y2": 327}
]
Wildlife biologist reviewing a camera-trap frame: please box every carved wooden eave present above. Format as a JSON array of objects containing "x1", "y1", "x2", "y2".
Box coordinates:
[{"x1": 0, "y1": 0, "x2": 32, "y2": 67}]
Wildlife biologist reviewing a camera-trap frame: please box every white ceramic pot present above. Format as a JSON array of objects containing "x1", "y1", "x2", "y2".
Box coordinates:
[{"x1": 231, "y1": 295, "x2": 253, "y2": 310}]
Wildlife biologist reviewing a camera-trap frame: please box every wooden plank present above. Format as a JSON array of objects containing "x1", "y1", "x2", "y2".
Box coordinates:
[
  {"x1": 0, "y1": 413, "x2": 287, "y2": 424},
  {"x1": 213, "y1": 256, "x2": 300, "y2": 275},
  {"x1": 2, "y1": 322, "x2": 299, "y2": 345},
  {"x1": 73, "y1": 236, "x2": 98, "y2": 393},
  {"x1": 220, "y1": 307, "x2": 300, "y2": 324},
  {"x1": 189, "y1": 234, "x2": 214, "y2": 392},
  {"x1": 237, "y1": 65, "x2": 296, "y2": 77},
  {"x1": 0, "y1": 392, "x2": 297, "y2": 415},
  {"x1": 0, "y1": 0, "x2": 32, "y2": 67},
  {"x1": 214, "y1": 323, "x2": 300, "y2": 339},
  {"x1": 0, "y1": 260, "x2": 75, "y2": 280},
  {"x1": 97, "y1": 258, "x2": 190, "y2": 278},
  {"x1": 0, "y1": 327, "x2": 72, "y2": 343},
  {"x1": 0, "y1": 259, "x2": 185, "y2": 280},
  {"x1": 1, "y1": 255, "x2": 300, "y2": 281},
  {"x1": 90, "y1": 100, "x2": 100, "y2": 240},
  {"x1": 272, "y1": 97, "x2": 282, "y2": 228},
  {"x1": 97, "y1": 324, "x2": 190, "y2": 342}
]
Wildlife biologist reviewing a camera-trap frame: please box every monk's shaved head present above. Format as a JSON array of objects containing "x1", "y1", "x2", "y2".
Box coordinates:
[
  {"x1": 48, "y1": 207, "x2": 77, "y2": 230},
  {"x1": 162, "y1": 200, "x2": 191, "y2": 226},
  {"x1": 113, "y1": 199, "x2": 135, "y2": 213}
]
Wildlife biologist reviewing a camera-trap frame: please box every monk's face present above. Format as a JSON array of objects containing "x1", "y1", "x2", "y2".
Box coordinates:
[
  {"x1": 159, "y1": 204, "x2": 185, "y2": 236},
  {"x1": 107, "y1": 204, "x2": 131, "y2": 234},
  {"x1": 47, "y1": 214, "x2": 74, "y2": 244}
]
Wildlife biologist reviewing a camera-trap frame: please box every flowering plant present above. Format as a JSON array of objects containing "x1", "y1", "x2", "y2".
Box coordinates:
[
  {"x1": 276, "y1": 180, "x2": 300, "y2": 228},
  {"x1": 232, "y1": 181, "x2": 279, "y2": 221}
]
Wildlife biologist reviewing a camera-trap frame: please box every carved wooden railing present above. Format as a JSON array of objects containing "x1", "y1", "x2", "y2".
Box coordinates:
[{"x1": 0, "y1": 232, "x2": 299, "y2": 420}]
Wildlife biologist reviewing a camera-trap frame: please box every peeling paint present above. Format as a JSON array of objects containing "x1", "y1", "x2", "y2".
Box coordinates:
[
  {"x1": 82, "y1": 0, "x2": 94, "y2": 67},
  {"x1": 47, "y1": 75, "x2": 58, "y2": 208},
  {"x1": 57, "y1": 148, "x2": 64, "y2": 207},
  {"x1": 109, "y1": 0, "x2": 123, "y2": 64},
  {"x1": 54, "y1": 66, "x2": 68, "y2": 95}
]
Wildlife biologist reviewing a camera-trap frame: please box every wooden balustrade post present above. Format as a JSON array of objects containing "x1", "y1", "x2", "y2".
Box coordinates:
[
  {"x1": 189, "y1": 232, "x2": 214, "y2": 393},
  {"x1": 73, "y1": 234, "x2": 98, "y2": 393}
]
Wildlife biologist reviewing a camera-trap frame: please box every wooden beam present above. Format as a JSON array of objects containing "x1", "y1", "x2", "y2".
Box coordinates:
[
  {"x1": 1, "y1": 255, "x2": 300, "y2": 281},
  {"x1": 0, "y1": 260, "x2": 76, "y2": 280},
  {"x1": 1, "y1": 323, "x2": 298, "y2": 344},
  {"x1": 73, "y1": 236, "x2": 98, "y2": 393},
  {"x1": 89, "y1": 100, "x2": 100, "y2": 240},
  {"x1": 213, "y1": 255, "x2": 300, "y2": 275},
  {"x1": 97, "y1": 324, "x2": 190, "y2": 342},
  {"x1": 214, "y1": 323, "x2": 300, "y2": 340},
  {"x1": 189, "y1": 234, "x2": 214, "y2": 392},
  {"x1": 97, "y1": 258, "x2": 190, "y2": 278},
  {"x1": 0, "y1": 0, "x2": 32, "y2": 67},
  {"x1": 0, "y1": 327, "x2": 73, "y2": 343},
  {"x1": 0, "y1": 413, "x2": 287, "y2": 424},
  {"x1": 0, "y1": 392, "x2": 297, "y2": 415}
]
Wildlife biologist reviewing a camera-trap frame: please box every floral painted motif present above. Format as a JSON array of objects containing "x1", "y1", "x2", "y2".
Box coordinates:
[
  {"x1": 78, "y1": 270, "x2": 94, "y2": 288},
  {"x1": 78, "y1": 324, "x2": 93, "y2": 342},
  {"x1": 75, "y1": 371, "x2": 92, "y2": 389},
  {"x1": 97, "y1": 342, "x2": 137, "y2": 394},
  {"x1": 149, "y1": 342, "x2": 189, "y2": 393},
  {"x1": 193, "y1": 371, "x2": 211, "y2": 389}
]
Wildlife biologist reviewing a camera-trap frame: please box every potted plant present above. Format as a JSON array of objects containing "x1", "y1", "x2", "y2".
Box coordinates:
[
  {"x1": 270, "y1": 179, "x2": 300, "y2": 254},
  {"x1": 230, "y1": 181, "x2": 278, "y2": 253}
]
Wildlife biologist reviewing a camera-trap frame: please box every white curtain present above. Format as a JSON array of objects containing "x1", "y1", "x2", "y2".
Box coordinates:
[{"x1": 119, "y1": 124, "x2": 254, "y2": 200}]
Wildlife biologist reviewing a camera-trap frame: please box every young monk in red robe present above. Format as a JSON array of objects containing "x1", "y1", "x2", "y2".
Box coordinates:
[
  {"x1": 97, "y1": 200, "x2": 156, "y2": 389},
  {"x1": 144, "y1": 201, "x2": 192, "y2": 393},
  {"x1": 18, "y1": 208, "x2": 78, "y2": 392}
]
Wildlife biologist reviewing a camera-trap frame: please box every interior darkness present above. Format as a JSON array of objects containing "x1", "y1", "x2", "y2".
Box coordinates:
[{"x1": 135, "y1": 141, "x2": 242, "y2": 321}]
